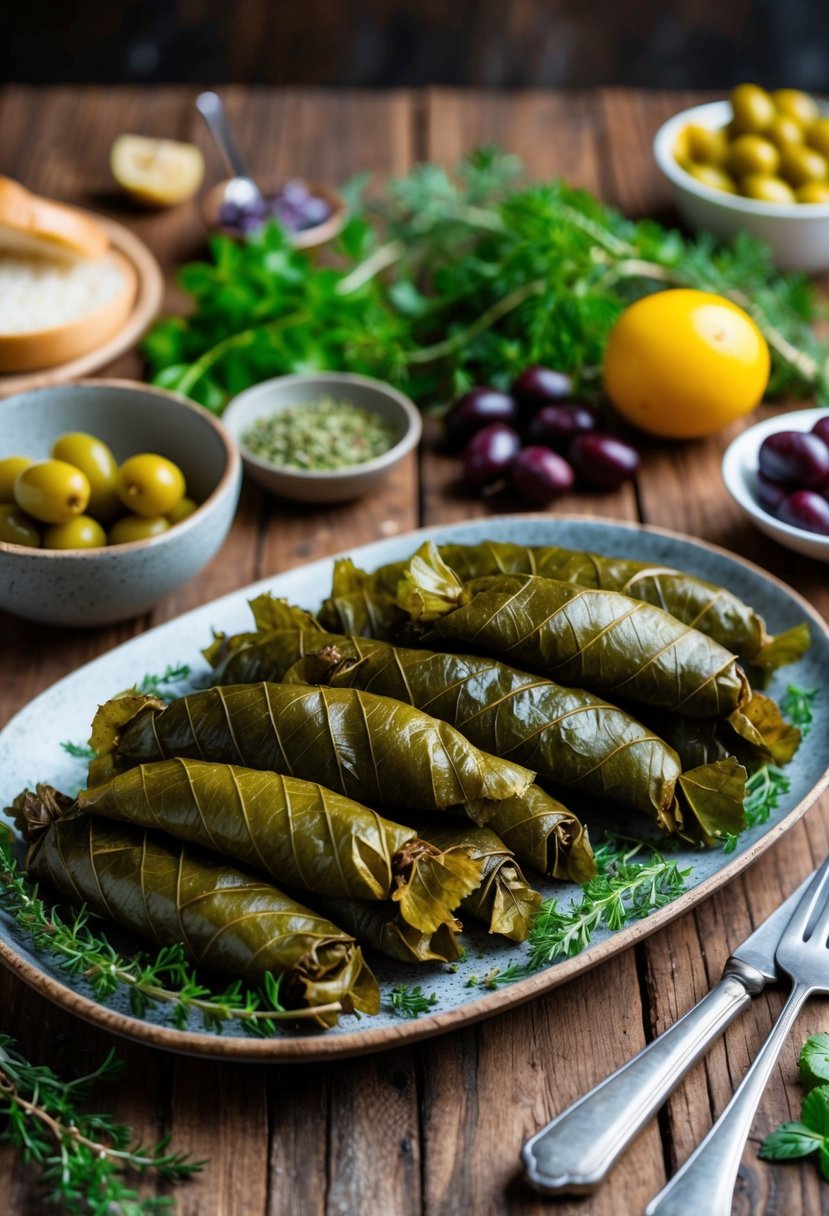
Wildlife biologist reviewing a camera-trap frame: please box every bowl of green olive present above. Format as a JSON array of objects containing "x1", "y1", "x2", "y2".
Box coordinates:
[
  {"x1": 0, "y1": 379, "x2": 241, "y2": 626},
  {"x1": 653, "y1": 85, "x2": 829, "y2": 271}
]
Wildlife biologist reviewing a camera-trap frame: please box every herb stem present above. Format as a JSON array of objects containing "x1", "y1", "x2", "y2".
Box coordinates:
[
  {"x1": 402, "y1": 278, "x2": 546, "y2": 365},
  {"x1": 175, "y1": 310, "x2": 311, "y2": 396},
  {"x1": 337, "y1": 239, "x2": 405, "y2": 294}
]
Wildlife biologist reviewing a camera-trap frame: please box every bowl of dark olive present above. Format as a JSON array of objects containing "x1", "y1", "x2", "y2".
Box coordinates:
[
  {"x1": 654, "y1": 85, "x2": 829, "y2": 272},
  {"x1": 0, "y1": 380, "x2": 242, "y2": 626},
  {"x1": 722, "y1": 407, "x2": 829, "y2": 561},
  {"x1": 201, "y1": 178, "x2": 347, "y2": 249},
  {"x1": 222, "y1": 372, "x2": 422, "y2": 504}
]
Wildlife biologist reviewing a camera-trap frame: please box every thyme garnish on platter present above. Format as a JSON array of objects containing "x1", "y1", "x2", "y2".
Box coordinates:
[
  {"x1": 0, "y1": 839, "x2": 340, "y2": 1034},
  {"x1": 780, "y1": 684, "x2": 819, "y2": 737},
  {"x1": 0, "y1": 1035, "x2": 203, "y2": 1215},
  {"x1": 388, "y1": 985, "x2": 438, "y2": 1018}
]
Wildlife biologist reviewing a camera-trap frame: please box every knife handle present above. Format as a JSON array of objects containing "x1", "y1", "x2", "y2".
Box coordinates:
[{"x1": 521, "y1": 959, "x2": 765, "y2": 1195}]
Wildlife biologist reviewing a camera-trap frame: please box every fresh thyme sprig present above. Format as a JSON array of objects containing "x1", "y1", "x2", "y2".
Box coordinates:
[
  {"x1": 0, "y1": 1034, "x2": 203, "y2": 1215},
  {"x1": 0, "y1": 840, "x2": 339, "y2": 1034},
  {"x1": 133, "y1": 665, "x2": 192, "y2": 702},
  {"x1": 479, "y1": 835, "x2": 691, "y2": 988},
  {"x1": 59, "y1": 741, "x2": 96, "y2": 761},
  {"x1": 780, "y1": 684, "x2": 819, "y2": 738},
  {"x1": 388, "y1": 985, "x2": 438, "y2": 1019}
]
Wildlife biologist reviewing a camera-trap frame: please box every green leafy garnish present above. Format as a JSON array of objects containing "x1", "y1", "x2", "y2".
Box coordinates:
[
  {"x1": 145, "y1": 149, "x2": 829, "y2": 413},
  {"x1": 134, "y1": 664, "x2": 192, "y2": 701},
  {"x1": 0, "y1": 836, "x2": 335, "y2": 1035},
  {"x1": 743, "y1": 765, "x2": 792, "y2": 829},
  {"x1": 59, "y1": 740, "x2": 96, "y2": 761},
  {"x1": 388, "y1": 984, "x2": 438, "y2": 1019},
  {"x1": 800, "y1": 1033, "x2": 829, "y2": 1092},
  {"x1": 0, "y1": 1035, "x2": 204, "y2": 1214},
  {"x1": 760, "y1": 1038, "x2": 829, "y2": 1182},
  {"x1": 781, "y1": 684, "x2": 819, "y2": 738}
]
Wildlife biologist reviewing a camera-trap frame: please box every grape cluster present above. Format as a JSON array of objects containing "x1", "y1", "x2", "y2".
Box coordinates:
[
  {"x1": 445, "y1": 367, "x2": 640, "y2": 505},
  {"x1": 757, "y1": 416, "x2": 829, "y2": 536}
]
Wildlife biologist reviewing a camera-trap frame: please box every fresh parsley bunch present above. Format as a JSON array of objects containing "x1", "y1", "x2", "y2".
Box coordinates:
[
  {"x1": 145, "y1": 148, "x2": 829, "y2": 414},
  {"x1": 760, "y1": 1034, "x2": 829, "y2": 1181}
]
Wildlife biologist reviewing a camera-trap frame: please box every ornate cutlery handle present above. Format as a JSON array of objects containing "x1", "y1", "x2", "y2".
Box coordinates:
[
  {"x1": 645, "y1": 979, "x2": 810, "y2": 1216},
  {"x1": 522, "y1": 960, "x2": 764, "y2": 1195}
]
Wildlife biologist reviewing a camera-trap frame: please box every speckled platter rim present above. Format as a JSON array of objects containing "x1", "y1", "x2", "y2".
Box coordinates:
[
  {"x1": 0, "y1": 215, "x2": 164, "y2": 397},
  {"x1": 1, "y1": 514, "x2": 827, "y2": 1062}
]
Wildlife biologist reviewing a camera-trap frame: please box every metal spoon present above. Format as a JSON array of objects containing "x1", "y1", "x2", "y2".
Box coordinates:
[{"x1": 195, "y1": 91, "x2": 264, "y2": 209}]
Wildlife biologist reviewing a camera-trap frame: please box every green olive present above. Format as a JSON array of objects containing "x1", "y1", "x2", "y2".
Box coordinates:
[
  {"x1": 0, "y1": 456, "x2": 32, "y2": 502},
  {"x1": 740, "y1": 174, "x2": 796, "y2": 203},
  {"x1": 772, "y1": 88, "x2": 820, "y2": 127},
  {"x1": 779, "y1": 144, "x2": 829, "y2": 187},
  {"x1": 685, "y1": 124, "x2": 729, "y2": 165},
  {"x1": 726, "y1": 134, "x2": 780, "y2": 178},
  {"x1": 687, "y1": 163, "x2": 737, "y2": 193},
  {"x1": 14, "y1": 460, "x2": 91, "y2": 525},
  {"x1": 730, "y1": 83, "x2": 776, "y2": 134},
  {"x1": 0, "y1": 503, "x2": 40, "y2": 547},
  {"x1": 43, "y1": 515, "x2": 107, "y2": 550},
  {"x1": 109, "y1": 514, "x2": 171, "y2": 545},
  {"x1": 166, "y1": 496, "x2": 198, "y2": 525},
  {"x1": 806, "y1": 118, "x2": 829, "y2": 159},
  {"x1": 117, "y1": 454, "x2": 186, "y2": 518},
  {"x1": 796, "y1": 182, "x2": 829, "y2": 204},
  {"x1": 50, "y1": 432, "x2": 121, "y2": 522},
  {"x1": 766, "y1": 115, "x2": 804, "y2": 153}
]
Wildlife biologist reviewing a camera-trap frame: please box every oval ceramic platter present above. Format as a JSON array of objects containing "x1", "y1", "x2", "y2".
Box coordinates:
[{"x1": 1, "y1": 515, "x2": 828, "y2": 1062}]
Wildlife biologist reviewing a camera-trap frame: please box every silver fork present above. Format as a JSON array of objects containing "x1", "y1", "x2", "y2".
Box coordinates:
[{"x1": 646, "y1": 856, "x2": 829, "y2": 1216}]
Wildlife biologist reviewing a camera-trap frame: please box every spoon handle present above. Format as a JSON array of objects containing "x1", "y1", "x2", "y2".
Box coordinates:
[{"x1": 196, "y1": 91, "x2": 254, "y2": 181}]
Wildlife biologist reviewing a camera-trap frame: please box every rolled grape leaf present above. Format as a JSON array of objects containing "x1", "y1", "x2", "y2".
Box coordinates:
[
  {"x1": 87, "y1": 683, "x2": 535, "y2": 822},
  {"x1": 483, "y1": 787, "x2": 595, "y2": 879},
  {"x1": 319, "y1": 558, "x2": 402, "y2": 639},
  {"x1": 79, "y1": 759, "x2": 483, "y2": 934},
  {"x1": 726, "y1": 693, "x2": 801, "y2": 766},
  {"x1": 317, "y1": 898, "x2": 463, "y2": 963},
  {"x1": 676, "y1": 759, "x2": 747, "y2": 846},
  {"x1": 395, "y1": 543, "x2": 751, "y2": 719},
  {"x1": 424, "y1": 824, "x2": 541, "y2": 942},
  {"x1": 355, "y1": 539, "x2": 810, "y2": 672},
  {"x1": 648, "y1": 692, "x2": 800, "y2": 772},
  {"x1": 12, "y1": 786, "x2": 379, "y2": 1026}
]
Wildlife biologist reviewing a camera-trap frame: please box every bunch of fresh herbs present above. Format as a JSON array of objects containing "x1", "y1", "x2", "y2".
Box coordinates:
[
  {"x1": 760, "y1": 1033, "x2": 829, "y2": 1182},
  {"x1": 144, "y1": 148, "x2": 829, "y2": 414}
]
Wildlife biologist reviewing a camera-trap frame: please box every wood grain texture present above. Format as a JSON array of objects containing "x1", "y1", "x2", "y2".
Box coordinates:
[{"x1": 0, "y1": 85, "x2": 828, "y2": 1216}]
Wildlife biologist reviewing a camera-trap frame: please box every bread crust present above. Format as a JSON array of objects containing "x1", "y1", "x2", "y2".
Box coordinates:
[{"x1": 0, "y1": 177, "x2": 109, "y2": 262}]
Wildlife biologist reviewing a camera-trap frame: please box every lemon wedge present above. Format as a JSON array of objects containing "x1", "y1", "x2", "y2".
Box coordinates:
[{"x1": 111, "y1": 135, "x2": 205, "y2": 207}]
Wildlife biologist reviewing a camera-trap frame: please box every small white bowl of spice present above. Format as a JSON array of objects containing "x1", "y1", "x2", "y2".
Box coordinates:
[{"x1": 222, "y1": 372, "x2": 422, "y2": 504}]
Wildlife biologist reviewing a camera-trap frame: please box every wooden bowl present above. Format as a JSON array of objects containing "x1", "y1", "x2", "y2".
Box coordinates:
[{"x1": 201, "y1": 178, "x2": 346, "y2": 250}]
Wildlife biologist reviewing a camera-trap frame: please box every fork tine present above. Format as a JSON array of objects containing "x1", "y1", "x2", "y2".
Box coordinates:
[
  {"x1": 810, "y1": 879, "x2": 829, "y2": 945},
  {"x1": 783, "y1": 857, "x2": 829, "y2": 943}
]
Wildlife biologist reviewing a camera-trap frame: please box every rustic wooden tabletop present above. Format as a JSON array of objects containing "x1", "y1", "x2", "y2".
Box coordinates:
[{"x1": 0, "y1": 85, "x2": 827, "y2": 1216}]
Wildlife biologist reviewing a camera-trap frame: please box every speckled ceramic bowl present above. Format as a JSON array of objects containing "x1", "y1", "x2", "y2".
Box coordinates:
[{"x1": 0, "y1": 380, "x2": 242, "y2": 626}]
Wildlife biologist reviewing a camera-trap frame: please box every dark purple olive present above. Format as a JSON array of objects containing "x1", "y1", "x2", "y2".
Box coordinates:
[
  {"x1": 756, "y1": 470, "x2": 787, "y2": 514},
  {"x1": 461, "y1": 424, "x2": 521, "y2": 490},
  {"x1": 758, "y1": 430, "x2": 829, "y2": 489},
  {"x1": 525, "y1": 404, "x2": 599, "y2": 449},
  {"x1": 568, "y1": 432, "x2": 640, "y2": 490},
  {"x1": 445, "y1": 387, "x2": 519, "y2": 450},
  {"x1": 812, "y1": 415, "x2": 829, "y2": 447},
  {"x1": 777, "y1": 489, "x2": 829, "y2": 536},
  {"x1": 512, "y1": 366, "x2": 573, "y2": 408},
  {"x1": 510, "y1": 446, "x2": 575, "y2": 505}
]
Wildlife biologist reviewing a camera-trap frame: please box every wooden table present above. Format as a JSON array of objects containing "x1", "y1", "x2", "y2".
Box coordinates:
[{"x1": 1, "y1": 86, "x2": 827, "y2": 1216}]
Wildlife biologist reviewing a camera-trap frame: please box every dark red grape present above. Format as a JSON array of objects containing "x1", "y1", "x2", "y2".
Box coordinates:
[
  {"x1": 568, "y1": 432, "x2": 640, "y2": 490},
  {"x1": 777, "y1": 489, "x2": 829, "y2": 536},
  {"x1": 526, "y1": 404, "x2": 598, "y2": 448},
  {"x1": 812, "y1": 415, "x2": 829, "y2": 447},
  {"x1": 444, "y1": 388, "x2": 519, "y2": 449},
  {"x1": 512, "y1": 366, "x2": 573, "y2": 407},
  {"x1": 510, "y1": 446, "x2": 575, "y2": 505},
  {"x1": 461, "y1": 424, "x2": 522, "y2": 490},
  {"x1": 758, "y1": 431, "x2": 829, "y2": 489},
  {"x1": 756, "y1": 470, "x2": 787, "y2": 514}
]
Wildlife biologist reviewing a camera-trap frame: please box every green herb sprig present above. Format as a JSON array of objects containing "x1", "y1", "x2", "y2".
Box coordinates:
[
  {"x1": 388, "y1": 985, "x2": 438, "y2": 1019},
  {"x1": 134, "y1": 665, "x2": 192, "y2": 702},
  {"x1": 0, "y1": 1035, "x2": 203, "y2": 1215},
  {"x1": 144, "y1": 149, "x2": 829, "y2": 413},
  {"x1": 760, "y1": 1034, "x2": 829, "y2": 1181},
  {"x1": 781, "y1": 684, "x2": 819, "y2": 738},
  {"x1": 0, "y1": 839, "x2": 339, "y2": 1034}
]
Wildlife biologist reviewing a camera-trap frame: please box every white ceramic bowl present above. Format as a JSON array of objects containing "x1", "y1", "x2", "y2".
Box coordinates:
[
  {"x1": 223, "y1": 372, "x2": 422, "y2": 504},
  {"x1": 0, "y1": 379, "x2": 242, "y2": 626},
  {"x1": 653, "y1": 100, "x2": 829, "y2": 272},
  {"x1": 722, "y1": 407, "x2": 829, "y2": 561}
]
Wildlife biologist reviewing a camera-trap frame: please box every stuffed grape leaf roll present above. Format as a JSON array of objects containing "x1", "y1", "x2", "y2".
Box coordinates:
[
  {"x1": 12, "y1": 786, "x2": 379, "y2": 1027},
  {"x1": 87, "y1": 684, "x2": 535, "y2": 822},
  {"x1": 79, "y1": 759, "x2": 484, "y2": 934}
]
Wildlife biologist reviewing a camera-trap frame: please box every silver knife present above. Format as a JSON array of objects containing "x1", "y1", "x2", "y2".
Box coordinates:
[{"x1": 522, "y1": 871, "x2": 814, "y2": 1196}]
